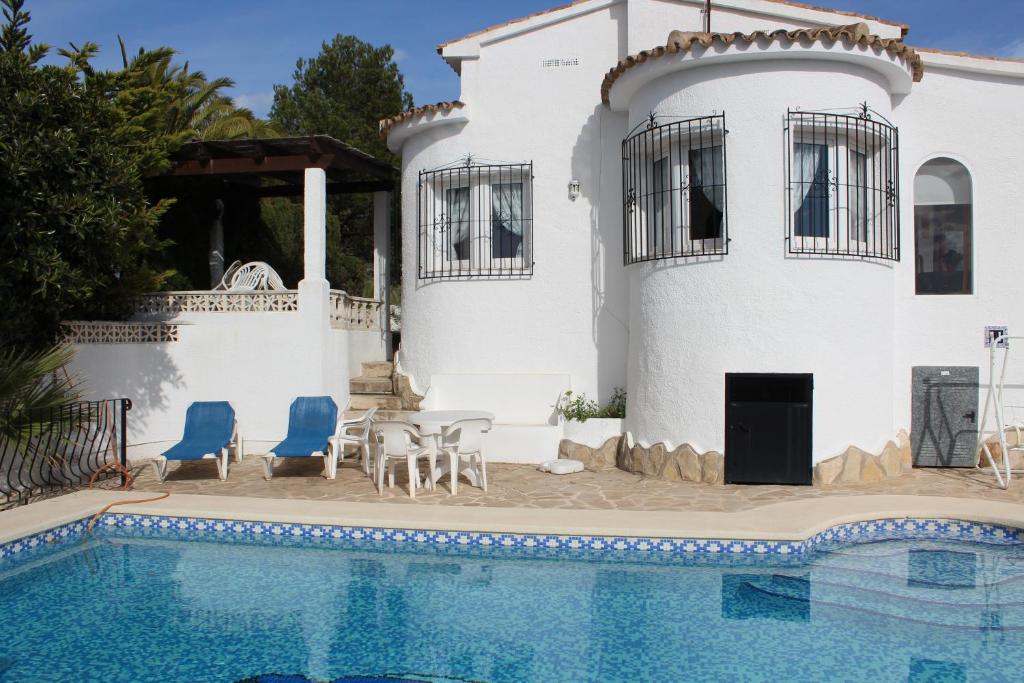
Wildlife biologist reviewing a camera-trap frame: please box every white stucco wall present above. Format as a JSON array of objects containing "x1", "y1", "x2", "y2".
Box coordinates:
[
  {"x1": 393, "y1": 0, "x2": 1024, "y2": 466},
  {"x1": 398, "y1": 2, "x2": 630, "y2": 405},
  {"x1": 622, "y1": 60, "x2": 896, "y2": 460},
  {"x1": 892, "y1": 62, "x2": 1024, "y2": 431},
  {"x1": 347, "y1": 328, "x2": 387, "y2": 377},
  {"x1": 71, "y1": 309, "x2": 351, "y2": 459}
]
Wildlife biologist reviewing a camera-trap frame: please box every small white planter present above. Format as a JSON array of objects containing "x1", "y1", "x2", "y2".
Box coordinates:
[{"x1": 562, "y1": 418, "x2": 624, "y2": 449}]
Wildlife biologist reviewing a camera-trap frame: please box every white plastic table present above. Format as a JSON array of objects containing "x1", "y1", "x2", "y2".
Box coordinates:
[{"x1": 410, "y1": 410, "x2": 495, "y2": 492}]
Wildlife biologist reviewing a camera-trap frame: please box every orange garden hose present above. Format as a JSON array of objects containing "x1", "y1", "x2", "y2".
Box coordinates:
[{"x1": 84, "y1": 462, "x2": 170, "y2": 533}]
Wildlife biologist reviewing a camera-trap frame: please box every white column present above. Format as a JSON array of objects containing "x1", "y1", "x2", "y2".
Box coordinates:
[
  {"x1": 303, "y1": 168, "x2": 328, "y2": 283},
  {"x1": 298, "y1": 167, "x2": 330, "y2": 394},
  {"x1": 373, "y1": 190, "x2": 393, "y2": 357}
]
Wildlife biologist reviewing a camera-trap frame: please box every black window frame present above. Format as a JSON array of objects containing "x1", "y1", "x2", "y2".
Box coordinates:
[
  {"x1": 785, "y1": 109, "x2": 900, "y2": 261},
  {"x1": 416, "y1": 162, "x2": 534, "y2": 280},
  {"x1": 622, "y1": 113, "x2": 729, "y2": 265}
]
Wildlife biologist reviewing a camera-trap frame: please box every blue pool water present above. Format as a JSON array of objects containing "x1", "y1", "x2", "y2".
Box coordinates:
[{"x1": 1, "y1": 522, "x2": 1023, "y2": 682}]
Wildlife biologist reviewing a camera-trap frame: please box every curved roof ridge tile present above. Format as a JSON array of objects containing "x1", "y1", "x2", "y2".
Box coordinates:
[
  {"x1": 379, "y1": 101, "x2": 465, "y2": 138},
  {"x1": 601, "y1": 22, "x2": 923, "y2": 104}
]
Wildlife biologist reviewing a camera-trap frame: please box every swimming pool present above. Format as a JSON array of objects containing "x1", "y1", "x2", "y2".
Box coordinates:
[{"x1": 0, "y1": 516, "x2": 1021, "y2": 682}]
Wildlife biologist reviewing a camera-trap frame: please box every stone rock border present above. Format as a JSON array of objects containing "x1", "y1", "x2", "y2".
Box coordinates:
[
  {"x1": 813, "y1": 430, "x2": 912, "y2": 487},
  {"x1": 558, "y1": 437, "x2": 724, "y2": 484},
  {"x1": 558, "y1": 437, "x2": 621, "y2": 471},
  {"x1": 618, "y1": 441, "x2": 725, "y2": 484},
  {"x1": 560, "y1": 430, "x2": 917, "y2": 487},
  {"x1": 977, "y1": 430, "x2": 1024, "y2": 469}
]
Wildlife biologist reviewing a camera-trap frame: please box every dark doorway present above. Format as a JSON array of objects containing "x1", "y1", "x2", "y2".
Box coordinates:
[{"x1": 725, "y1": 374, "x2": 813, "y2": 485}]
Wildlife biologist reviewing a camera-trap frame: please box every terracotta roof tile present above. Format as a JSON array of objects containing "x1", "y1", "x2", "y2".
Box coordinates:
[
  {"x1": 913, "y1": 45, "x2": 1024, "y2": 64},
  {"x1": 600, "y1": 23, "x2": 923, "y2": 104},
  {"x1": 435, "y1": 0, "x2": 590, "y2": 52},
  {"x1": 435, "y1": 0, "x2": 909, "y2": 53},
  {"x1": 760, "y1": 0, "x2": 908, "y2": 36},
  {"x1": 379, "y1": 101, "x2": 465, "y2": 138}
]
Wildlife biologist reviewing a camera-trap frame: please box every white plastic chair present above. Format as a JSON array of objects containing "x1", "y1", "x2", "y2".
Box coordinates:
[
  {"x1": 440, "y1": 418, "x2": 492, "y2": 494},
  {"x1": 212, "y1": 260, "x2": 242, "y2": 290},
  {"x1": 224, "y1": 261, "x2": 286, "y2": 291},
  {"x1": 329, "y1": 407, "x2": 377, "y2": 478},
  {"x1": 373, "y1": 421, "x2": 436, "y2": 498}
]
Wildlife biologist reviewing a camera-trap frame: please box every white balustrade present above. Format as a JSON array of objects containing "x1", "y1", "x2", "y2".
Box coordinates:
[
  {"x1": 329, "y1": 291, "x2": 382, "y2": 330},
  {"x1": 59, "y1": 292, "x2": 384, "y2": 345},
  {"x1": 135, "y1": 291, "x2": 299, "y2": 316},
  {"x1": 127, "y1": 290, "x2": 380, "y2": 331},
  {"x1": 63, "y1": 321, "x2": 180, "y2": 344}
]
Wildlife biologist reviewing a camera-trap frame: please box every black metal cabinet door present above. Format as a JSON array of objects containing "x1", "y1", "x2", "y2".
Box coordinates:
[
  {"x1": 726, "y1": 402, "x2": 812, "y2": 485},
  {"x1": 911, "y1": 366, "x2": 979, "y2": 467}
]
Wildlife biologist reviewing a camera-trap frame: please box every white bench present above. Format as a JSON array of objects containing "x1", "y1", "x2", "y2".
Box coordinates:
[{"x1": 420, "y1": 373, "x2": 569, "y2": 463}]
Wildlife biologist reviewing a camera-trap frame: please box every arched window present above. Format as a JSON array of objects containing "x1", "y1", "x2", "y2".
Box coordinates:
[{"x1": 914, "y1": 158, "x2": 972, "y2": 295}]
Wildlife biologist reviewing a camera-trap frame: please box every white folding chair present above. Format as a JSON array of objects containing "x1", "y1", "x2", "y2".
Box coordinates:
[
  {"x1": 440, "y1": 418, "x2": 492, "y2": 494},
  {"x1": 329, "y1": 407, "x2": 377, "y2": 478},
  {"x1": 373, "y1": 421, "x2": 436, "y2": 498}
]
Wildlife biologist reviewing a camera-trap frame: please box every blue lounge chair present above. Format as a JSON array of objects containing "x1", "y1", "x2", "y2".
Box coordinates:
[
  {"x1": 262, "y1": 396, "x2": 339, "y2": 480},
  {"x1": 153, "y1": 401, "x2": 241, "y2": 482}
]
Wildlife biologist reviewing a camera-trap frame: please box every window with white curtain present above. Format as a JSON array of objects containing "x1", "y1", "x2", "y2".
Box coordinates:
[
  {"x1": 622, "y1": 114, "x2": 728, "y2": 264},
  {"x1": 444, "y1": 186, "x2": 470, "y2": 262},
  {"x1": 417, "y1": 162, "x2": 534, "y2": 279},
  {"x1": 786, "y1": 109, "x2": 900, "y2": 260}
]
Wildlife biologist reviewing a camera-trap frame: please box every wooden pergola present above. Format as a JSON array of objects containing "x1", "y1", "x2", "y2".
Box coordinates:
[
  {"x1": 148, "y1": 135, "x2": 397, "y2": 354},
  {"x1": 162, "y1": 135, "x2": 396, "y2": 197}
]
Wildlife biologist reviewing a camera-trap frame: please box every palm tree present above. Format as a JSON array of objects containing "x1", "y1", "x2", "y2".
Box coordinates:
[
  {"x1": 199, "y1": 106, "x2": 286, "y2": 140},
  {"x1": 0, "y1": 345, "x2": 79, "y2": 444},
  {"x1": 115, "y1": 38, "x2": 284, "y2": 140},
  {"x1": 60, "y1": 37, "x2": 284, "y2": 143}
]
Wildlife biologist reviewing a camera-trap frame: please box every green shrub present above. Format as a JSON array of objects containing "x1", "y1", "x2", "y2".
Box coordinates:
[
  {"x1": 556, "y1": 388, "x2": 627, "y2": 422},
  {"x1": 603, "y1": 387, "x2": 627, "y2": 419}
]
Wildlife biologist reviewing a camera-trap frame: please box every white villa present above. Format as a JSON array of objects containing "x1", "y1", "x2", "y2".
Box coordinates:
[{"x1": 70, "y1": 0, "x2": 1024, "y2": 487}]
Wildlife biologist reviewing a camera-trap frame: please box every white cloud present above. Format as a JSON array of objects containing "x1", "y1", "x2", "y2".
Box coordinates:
[
  {"x1": 233, "y1": 92, "x2": 275, "y2": 118},
  {"x1": 393, "y1": 47, "x2": 407, "y2": 63},
  {"x1": 1003, "y1": 38, "x2": 1024, "y2": 58}
]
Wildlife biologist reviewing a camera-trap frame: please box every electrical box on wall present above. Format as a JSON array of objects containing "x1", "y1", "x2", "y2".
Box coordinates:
[
  {"x1": 568, "y1": 180, "x2": 580, "y2": 200},
  {"x1": 985, "y1": 325, "x2": 1009, "y2": 348}
]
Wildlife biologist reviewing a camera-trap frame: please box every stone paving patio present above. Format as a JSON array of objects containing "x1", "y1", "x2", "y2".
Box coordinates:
[{"x1": 130, "y1": 455, "x2": 1024, "y2": 513}]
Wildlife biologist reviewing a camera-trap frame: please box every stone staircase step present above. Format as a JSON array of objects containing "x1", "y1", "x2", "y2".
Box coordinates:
[
  {"x1": 350, "y1": 376, "x2": 394, "y2": 394},
  {"x1": 350, "y1": 393, "x2": 403, "y2": 410},
  {"x1": 361, "y1": 361, "x2": 394, "y2": 379}
]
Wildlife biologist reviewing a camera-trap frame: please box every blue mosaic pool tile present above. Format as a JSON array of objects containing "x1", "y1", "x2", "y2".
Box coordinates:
[
  {"x1": 0, "y1": 517, "x2": 91, "y2": 560},
  {"x1": 1, "y1": 513, "x2": 1020, "y2": 566}
]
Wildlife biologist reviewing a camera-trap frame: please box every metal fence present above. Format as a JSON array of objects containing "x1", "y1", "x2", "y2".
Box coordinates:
[
  {"x1": 622, "y1": 113, "x2": 729, "y2": 265},
  {"x1": 784, "y1": 109, "x2": 900, "y2": 261},
  {"x1": 0, "y1": 398, "x2": 130, "y2": 508},
  {"x1": 417, "y1": 162, "x2": 534, "y2": 280}
]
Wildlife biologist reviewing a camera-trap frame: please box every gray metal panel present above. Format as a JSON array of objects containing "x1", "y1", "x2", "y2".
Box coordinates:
[{"x1": 911, "y1": 366, "x2": 979, "y2": 467}]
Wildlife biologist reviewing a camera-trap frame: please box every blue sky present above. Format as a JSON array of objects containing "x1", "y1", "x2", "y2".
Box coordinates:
[{"x1": 27, "y1": 0, "x2": 1024, "y2": 118}]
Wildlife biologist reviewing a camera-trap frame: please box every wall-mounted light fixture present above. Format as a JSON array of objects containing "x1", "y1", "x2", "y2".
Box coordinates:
[{"x1": 568, "y1": 180, "x2": 580, "y2": 200}]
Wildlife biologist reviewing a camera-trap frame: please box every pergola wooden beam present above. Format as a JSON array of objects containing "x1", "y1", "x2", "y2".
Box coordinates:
[
  {"x1": 163, "y1": 154, "x2": 337, "y2": 177},
  {"x1": 249, "y1": 180, "x2": 395, "y2": 197},
  {"x1": 158, "y1": 135, "x2": 397, "y2": 185}
]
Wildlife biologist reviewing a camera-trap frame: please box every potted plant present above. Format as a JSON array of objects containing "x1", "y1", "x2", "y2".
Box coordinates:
[{"x1": 556, "y1": 388, "x2": 625, "y2": 448}]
